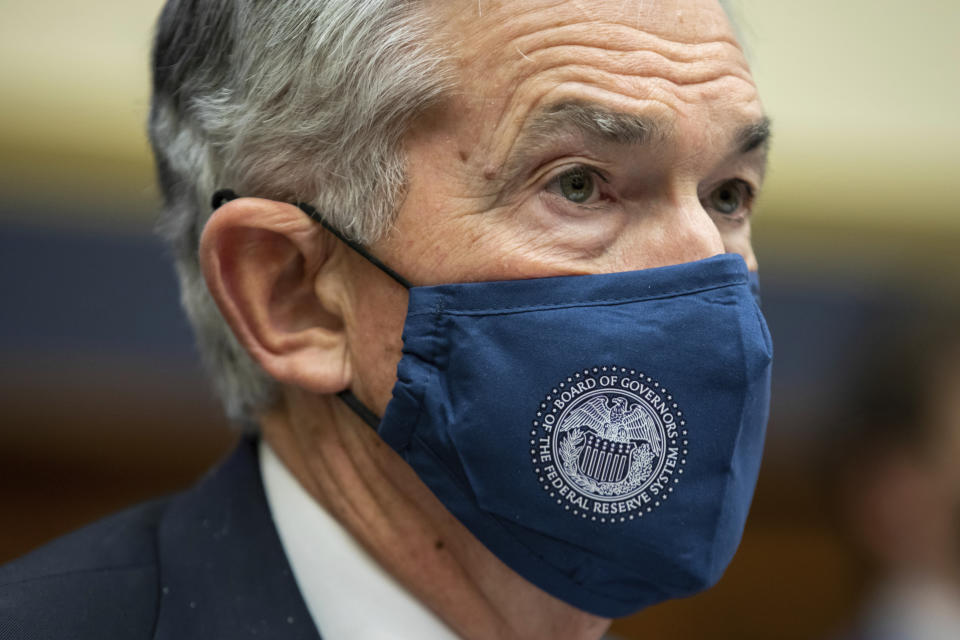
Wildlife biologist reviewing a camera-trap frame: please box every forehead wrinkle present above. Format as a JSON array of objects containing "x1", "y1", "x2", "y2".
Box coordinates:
[
  {"x1": 511, "y1": 22, "x2": 745, "y2": 64},
  {"x1": 497, "y1": 18, "x2": 752, "y2": 96},
  {"x1": 453, "y1": 6, "x2": 749, "y2": 94},
  {"x1": 510, "y1": 42, "x2": 755, "y2": 89}
]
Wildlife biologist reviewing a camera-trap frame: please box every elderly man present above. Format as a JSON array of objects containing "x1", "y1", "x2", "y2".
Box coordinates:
[{"x1": 0, "y1": 0, "x2": 772, "y2": 638}]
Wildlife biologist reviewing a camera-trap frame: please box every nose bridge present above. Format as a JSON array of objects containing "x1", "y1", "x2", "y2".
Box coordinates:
[
  {"x1": 641, "y1": 193, "x2": 724, "y2": 268},
  {"x1": 615, "y1": 185, "x2": 728, "y2": 273},
  {"x1": 680, "y1": 193, "x2": 724, "y2": 256}
]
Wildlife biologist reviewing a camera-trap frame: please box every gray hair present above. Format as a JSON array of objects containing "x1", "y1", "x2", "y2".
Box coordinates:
[
  {"x1": 149, "y1": 0, "x2": 451, "y2": 429},
  {"x1": 149, "y1": 0, "x2": 745, "y2": 430}
]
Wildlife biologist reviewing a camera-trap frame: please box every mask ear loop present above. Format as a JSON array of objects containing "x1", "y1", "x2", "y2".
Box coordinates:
[
  {"x1": 211, "y1": 190, "x2": 412, "y2": 289},
  {"x1": 210, "y1": 189, "x2": 407, "y2": 430},
  {"x1": 294, "y1": 201, "x2": 413, "y2": 290}
]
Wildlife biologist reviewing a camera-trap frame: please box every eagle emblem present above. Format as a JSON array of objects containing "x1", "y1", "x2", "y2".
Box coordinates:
[
  {"x1": 531, "y1": 366, "x2": 686, "y2": 519},
  {"x1": 556, "y1": 392, "x2": 663, "y2": 493},
  {"x1": 562, "y1": 396, "x2": 663, "y2": 456}
]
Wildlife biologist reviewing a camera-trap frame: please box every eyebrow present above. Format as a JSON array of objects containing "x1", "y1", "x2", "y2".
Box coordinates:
[
  {"x1": 522, "y1": 101, "x2": 661, "y2": 146},
  {"x1": 737, "y1": 117, "x2": 772, "y2": 154},
  {"x1": 495, "y1": 102, "x2": 662, "y2": 190},
  {"x1": 496, "y1": 102, "x2": 769, "y2": 190}
]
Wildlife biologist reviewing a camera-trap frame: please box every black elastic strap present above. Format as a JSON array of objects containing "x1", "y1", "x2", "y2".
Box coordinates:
[
  {"x1": 295, "y1": 201, "x2": 413, "y2": 290},
  {"x1": 336, "y1": 390, "x2": 382, "y2": 429},
  {"x1": 210, "y1": 189, "x2": 412, "y2": 290},
  {"x1": 211, "y1": 188, "x2": 238, "y2": 209}
]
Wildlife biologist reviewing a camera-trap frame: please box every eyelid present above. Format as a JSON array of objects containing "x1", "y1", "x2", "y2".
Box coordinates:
[
  {"x1": 703, "y1": 177, "x2": 755, "y2": 196},
  {"x1": 534, "y1": 159, "x2": 610, "y2": 189}
]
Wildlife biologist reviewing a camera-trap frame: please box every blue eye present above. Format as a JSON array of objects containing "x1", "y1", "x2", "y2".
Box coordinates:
[
  {"x1": 708, "y1": 180, "x2": 752, "y2": 215},
  {"x1": 548, "y1": 167, "x2": 605, "y2": 205},
  {"x1": 559, "y1": 168, "x2": 594, "y2": 203}
]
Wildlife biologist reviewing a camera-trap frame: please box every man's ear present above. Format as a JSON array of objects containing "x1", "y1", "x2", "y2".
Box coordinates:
[{"x1": 199, "y1": 197, "x2": 351, "y2": 395}]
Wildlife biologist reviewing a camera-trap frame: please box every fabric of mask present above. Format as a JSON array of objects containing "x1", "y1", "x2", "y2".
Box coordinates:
[
  {"x1": 210, "y1": 191, "x2": 773, "y2": 618},
  {"x1": 748, "y1": 269, "x2": 762, "y2": 306},
  {"x1": 376, "y1": 254, "x2": 772, "y2": 617}
]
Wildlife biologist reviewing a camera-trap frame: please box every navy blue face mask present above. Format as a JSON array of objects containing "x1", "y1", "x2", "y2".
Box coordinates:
[{"x1": 213, "y1": 190, "x2": 773, "y2": 618}]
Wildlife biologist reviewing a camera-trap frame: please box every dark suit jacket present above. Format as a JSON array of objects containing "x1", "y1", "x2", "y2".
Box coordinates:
[{"x1": 0, "y1": 438, "x2": 321, "y2": 639}]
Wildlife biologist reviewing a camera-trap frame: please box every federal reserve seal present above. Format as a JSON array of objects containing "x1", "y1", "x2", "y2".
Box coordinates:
[{"x1": 530, "y1": 366, "x2": 688, "y2": 523}]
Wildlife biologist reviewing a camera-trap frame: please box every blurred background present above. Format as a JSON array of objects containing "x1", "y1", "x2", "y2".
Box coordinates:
[{"x1": 1, "y1": 0, "x2": 958, "y2": 638}]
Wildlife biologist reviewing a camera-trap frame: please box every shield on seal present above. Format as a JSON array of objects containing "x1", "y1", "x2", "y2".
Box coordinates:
[
  {"x1": 562, "y1": 395, "x2": 663, "y2": 484},
  {"x1": 577, "y1": 432, "x2": 637, "y2": 483}
]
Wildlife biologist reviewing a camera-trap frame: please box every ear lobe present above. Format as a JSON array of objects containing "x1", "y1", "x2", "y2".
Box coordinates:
[{"x1": 200, "y1": 197, "x2": 352, "y2": 395}]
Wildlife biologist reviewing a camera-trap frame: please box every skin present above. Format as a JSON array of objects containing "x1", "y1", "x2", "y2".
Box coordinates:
[{"x1": 200, "y1": 1, "x2": 768, "y2": 638}]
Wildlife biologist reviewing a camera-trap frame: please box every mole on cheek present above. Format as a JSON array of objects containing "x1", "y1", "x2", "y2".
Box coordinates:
[{"x1": 458, "y1": 149, "x2": 470, "y2": 162}]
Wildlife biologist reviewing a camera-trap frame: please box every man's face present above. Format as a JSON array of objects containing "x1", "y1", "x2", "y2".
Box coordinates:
[{"x1": 346, "y1": 0, "x2": 767, "y2": 412}]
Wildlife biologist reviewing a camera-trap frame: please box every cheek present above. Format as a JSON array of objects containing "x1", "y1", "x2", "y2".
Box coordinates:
[
  {"x1": 716, "y1": 219, "x2": 757, "y2": 270},
  {"x1": 344, "y1": 257, "x2": 409, "y2": 414},
  {"x1": 527, "y1": 193, "x2": 626, "y2": 249},
  {"x1": 454, "y1": 196, "x2": 629, "y2": 279},
  {"x1": 465, "y1": 208, "x2": 628, "y2": 280}
]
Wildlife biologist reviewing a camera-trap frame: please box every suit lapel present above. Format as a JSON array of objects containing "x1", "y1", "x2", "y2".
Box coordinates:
[{"x1": 153, "y1": 438, "x2": 321, "y2": 639}]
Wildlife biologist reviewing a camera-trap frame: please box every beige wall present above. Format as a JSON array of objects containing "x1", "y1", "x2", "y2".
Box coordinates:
[{"x1": 0, "y1": 1, "x2": 158, "y2": 223}]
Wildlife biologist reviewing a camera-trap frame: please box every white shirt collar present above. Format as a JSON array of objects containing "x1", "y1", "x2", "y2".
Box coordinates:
[{"x1": 259, "y1": 440, "x2": 461, "y2": 640}]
